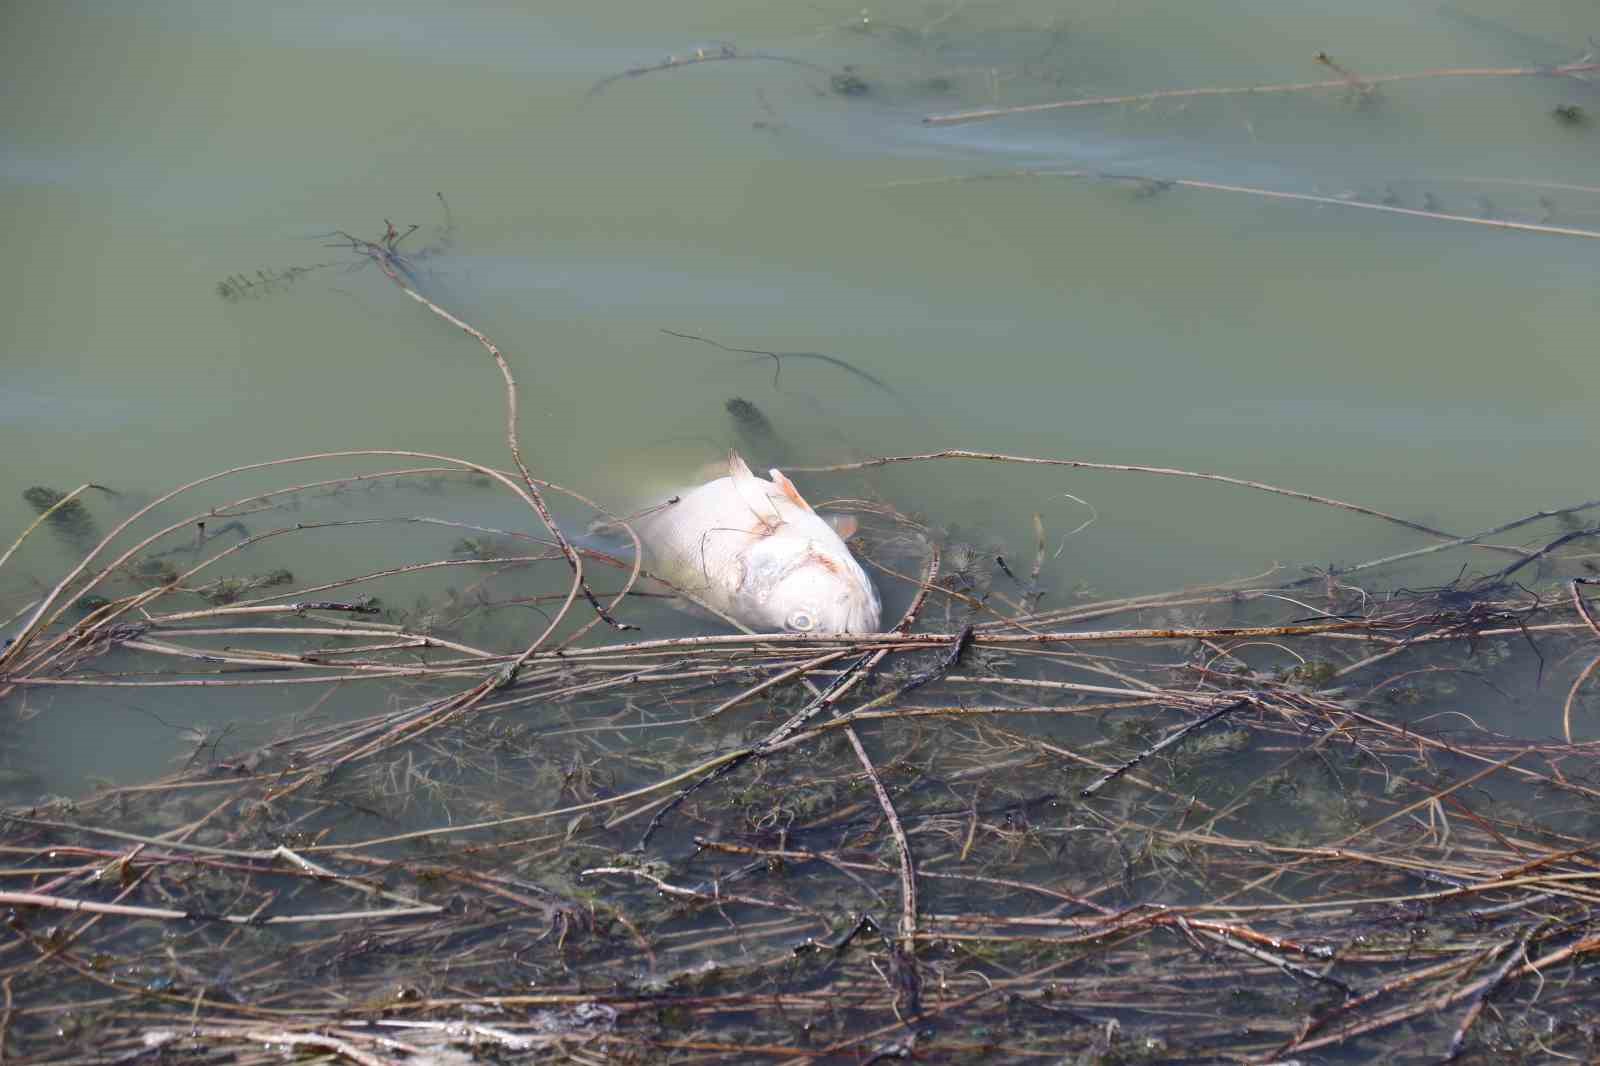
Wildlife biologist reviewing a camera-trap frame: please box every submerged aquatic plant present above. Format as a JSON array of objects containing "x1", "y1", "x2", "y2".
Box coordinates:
[
  {"x1": 214, "y1": 263, "x2": 329, "y2": 302},
  {"x1": 1551, "y1": 102, "x2": 1589, "y2": 126}
]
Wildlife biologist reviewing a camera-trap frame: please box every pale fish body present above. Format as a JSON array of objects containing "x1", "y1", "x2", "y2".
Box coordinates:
[{"x1": 633, "y1": 453, "x2": 881, "y2": 635}]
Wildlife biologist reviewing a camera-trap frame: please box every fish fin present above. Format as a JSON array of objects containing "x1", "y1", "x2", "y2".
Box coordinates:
[
  {"x1": 826, "y1": 513, "x2": 858, "y2": 539},
  {"x1": 768, "y1": 469, "x2": 816, "y2": 514},
  {"x1": 728, "y1": 451, "x2": 781, "y2": 529}
]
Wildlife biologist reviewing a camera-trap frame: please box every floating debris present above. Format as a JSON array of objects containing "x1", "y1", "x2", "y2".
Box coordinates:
[
  {"x1": 830, "y1": 70, "x2": 872, "y2": 96},
  {"x1": 1552, "y1": 103, "x2": 1588, "y2": 126},
  {"x1": 585, "y1": 43, "x2": 833, "y2": 100}
]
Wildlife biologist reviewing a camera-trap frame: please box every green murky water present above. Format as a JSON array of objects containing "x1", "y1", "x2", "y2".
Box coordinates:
[
  {"x1": 4, "y1": 3, "x2": 1600, "y2": 1060},
  {"x1": 4, "y1": 0, "x2": 1597, "y2": 788}
]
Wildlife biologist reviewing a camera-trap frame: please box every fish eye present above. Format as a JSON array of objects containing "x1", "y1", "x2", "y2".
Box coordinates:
[{"x1": 786, "y1": 609, "x2": 817, "y2": 632}]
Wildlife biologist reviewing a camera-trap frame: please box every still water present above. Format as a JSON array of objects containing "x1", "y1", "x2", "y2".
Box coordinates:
[
  {"x1": 1, "y1": 4, "x2": 1598, "y2": 1047},
  {"x1": 4, "y1": 0, "x2": 1597, "y2": 785},
  {"x1": 4, "y1": 2, "x2": 1598, "y2": 793}
]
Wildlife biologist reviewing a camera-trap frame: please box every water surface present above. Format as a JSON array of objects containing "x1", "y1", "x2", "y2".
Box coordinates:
[{"x1": 3, "y1": 2, "x2": 1599, "y2": 1055}]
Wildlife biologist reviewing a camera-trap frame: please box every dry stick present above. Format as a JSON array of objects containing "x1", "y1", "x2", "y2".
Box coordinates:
[
  {"x1": 833, "y1": 547, "x2": 942, "y2": 1023},
  {"x1": 0, "y1": 826, "x2": 444, "y2": 917},
  {"x1": 366, "y1": 248, "x2": 637, "y2": 648},
  {"x1": 694, "y1": 649, "x2": 855, "y2": 723},
  {"x1": 1480, "y1": 527, "x2": 1600, "y2": 585},
  {"x1": 0, "y1": 974, "x2": 11, "y2": 1063},
  {"x1": 923, "y1": 59, "x2": 1600, "y2": 125},
  {"x1": 791, "y1": 921, "x2": 1141, "y2": 1066},
  {"x1": 1019, "y1": 564, "x2": 1287, "y2": 627},
  {"x1": 13, "y1": 794, "x2": 234, "y2": 979},
  {"x1": 1208, "y1": 750, "x2": 1531, "y2": 909},
  {"x1": 579, "y1": 867, "x2": 825, "y2": 924},
  {"x1": 1094, "y1": 170, "x2": 1600, "y2": 242},
  {"x1": 198, "y1": 624, "x2": 1521, "y2": 855},
  {"x1": 366, "y1": 1019, "x2": 537, "y2": 1053},
  {"x1": 1, "y1": 617, "x2": 1407, "y2": 691},
  {"x1": 1, "y1": 465, "x2": 441, "y2": 677},
  {"x1": 145, "y1": 1028, "x2": 396, "y2": 1066},
  {"x1": 627, "y1": 650, "x2": 878, "y2": 849},
  {"x1": 1343, "y1": 707, "x2": 1600, "y2": 805},
  {"x1": 891, "y1": 623, "x2": 973, "y2": 699},
  {"x1": 1079, "y1": 698, "x2": 1252, "y2": 799},
  {"x1": 1561, "y1": 574, "x2": 1600, "y2": 742},
  {"x1": 322, "y1": 746, "x2": 751, "y2": 854},
  {"x1": 288, "y1": 659, "x2": 1283, "y2": 848},
  {"x1": 1193, "y1": 919, "x2": 1354, "y2": 995},
  {"x1": 1452, "y1": 176, "x2": 1600, "y2": 196},
  {"x1": 699, "y1": 836, "x2": 1114, "y2": 915},
  {"x1": 792, "y1": 450, "x2": 1465, "y2": 543},
  {"x1": 0, "y1": 457, "x2": 528, "y2": 683},
  {"x1": 585, "y1": 45, "x2": 832, "y2": 100},
  {"x1": 1569, "y1": 578, "x2": 1600, "y2": 641},
  {"x1": 840, "y1": 726, "x2": 922, "y2": 1017},
  {"x1": 10, "y1": 464, "x2": 632, "y2": 796},
  {"x1": 1265, "y1": 953, "x2": 1486, "y2": 1060},
  {"x1": 1444, "y1": 926, "x2": 1542, "y2": 1062},
  {"x1": 146, "y1": 624, "x2": 494, "y2": 661},
  {"x1": 1293, "y1": 498, "x2": 1600, "y2": 583},
  {"x1": 1561, "y1": 653, "x2": 1600, "y2": 745},
  {"x1": 1286, "y1": 934, "x2": 1600, "y2": 1057},
  {"x1": 0, "y1": 891, "x2": 437, "y2": 927},
  {"x1": 892, "y1": 165, "x2": 1600, "y2": 248}
]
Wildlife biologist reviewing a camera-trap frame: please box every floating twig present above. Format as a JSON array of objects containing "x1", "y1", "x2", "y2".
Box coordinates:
[
  {"x1": 1080, "y1": 698, "x2": 1250, "y2": 798},
  {"x1": 585, "y1": 44, "x2": 833, "y2": 100},
  {"x1": 924, "y1": 58, "x2": 1600, "y2": 125},
  {"x1": 661, "y1": 328, "x2": 912, "y2": 409}
]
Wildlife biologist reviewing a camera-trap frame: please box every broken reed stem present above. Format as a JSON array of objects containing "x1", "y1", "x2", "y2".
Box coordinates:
[
  {"x1": 1103, "y1": 172, "x2": 1600, "y2": 241},
  {"x1": 147, "y1": 1029, "x2": 394, "y2": 1066},
  {"x1": 1566, "y1": 578, "x2": 1600, "y2": 742},
  {"x1": 0, "y1": 456, "x2": 529, "y2": 684},
  {"x1": 791, "y1": 449, "x2": 1467, "y2": 542},
  {"x1": 904, "y1": 120, "x2": 1600, "y2": 243},
  {"x1": 924, "y1": 59, "x2": 1600, "y2": 126},
  {"x1": 1562, "y1": 652, "x2": 1600, "y2": 744},
  {"x1": 352, "y1": 231, "x2": 639, "y2": 650},
  {"x1": 585, "y1": 45, "x2": 832, "y2": 100},
  {"x1": 0, "y1": 890, "x2": 439, "y2": 926},
  {"x1": 837, "y1": 539, "x2": 942, "y2": 1013},
  {"x1": 1444, "y1": 926, "x2": 1540, "y2": 1062},
  {"x1": 842, "y1": 724, "x2": 919, "y2": 946},
  {"x1": 1079, "y1": 698, "x2": 1250, "y2": 798}
]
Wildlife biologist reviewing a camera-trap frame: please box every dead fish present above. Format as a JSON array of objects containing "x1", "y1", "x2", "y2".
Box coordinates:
[{"x1": 634, "y1": 453, "x2": 881, "y2": 635}]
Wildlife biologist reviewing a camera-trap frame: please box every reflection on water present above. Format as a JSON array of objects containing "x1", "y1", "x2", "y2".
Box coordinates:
[{"x1": 3, "y1": 0, "x2": 1600, "y2": 1059}]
